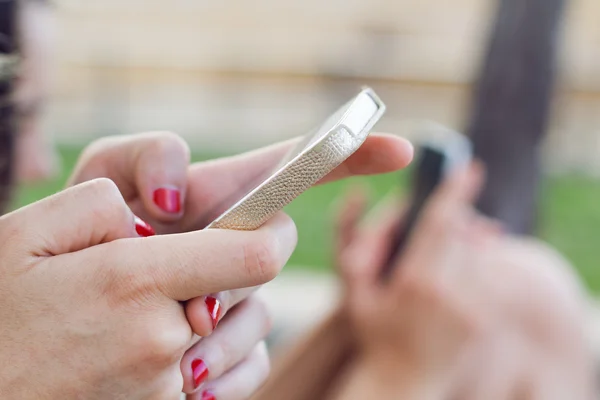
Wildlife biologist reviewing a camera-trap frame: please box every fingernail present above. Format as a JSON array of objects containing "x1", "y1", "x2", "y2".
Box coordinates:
[
  {"x1": 201, "y1": 390, "x2": 216, "y2": 400},
  {"x1": 134, "y1": 216, "x2": 155, "y2": 237},
  {"x1": 192, "y1": 359, "x2": 209, "y2": 388},
  {"x1": 205, "y1": 296, "x2": 222, "y2": 330},
  {"x1": 153, "y1": 187, "x2": 181, "y2": 213}
]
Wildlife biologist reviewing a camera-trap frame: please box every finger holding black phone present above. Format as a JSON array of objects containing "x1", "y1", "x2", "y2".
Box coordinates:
[{"x1": 381, "y1": 127, "x2": 472, "y2": 279}]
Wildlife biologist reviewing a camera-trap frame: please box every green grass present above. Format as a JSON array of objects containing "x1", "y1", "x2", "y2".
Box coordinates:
[
  {"x1": 13, "y1": 146, "x2": 600, "y2": 293},
  {"x1": 538, "y1": 177, "x2": 600, "y2": 292}
]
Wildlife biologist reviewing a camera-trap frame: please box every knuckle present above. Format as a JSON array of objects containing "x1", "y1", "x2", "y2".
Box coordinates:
[
  {"x1": 84, "y1": 178, "x2": 130, "y2": 221},
  {"x1": 243, "y1": 235, "x2": 280, "y2": 284},
  {"x1": 137, "y1": 326, "x2": 189, "y2": 366},
  {"x1": 86, "y1": 177, "x2": 124, "y2": 205},
  {"x1": 89, "y1": 176, "x2": 121, "y2": 197},
  {"x1": 148, "y1": 131, "x2": 191, "y2": 161},
  {"x1": 79, "y1": 136, "x2": 116, "y2": 162}
]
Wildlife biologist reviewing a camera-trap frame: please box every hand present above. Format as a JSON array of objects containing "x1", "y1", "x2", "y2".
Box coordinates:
[
  {"x1": 68, "y1": 131, "x2": 413, "y2": 303},
  {"x1": 333, "y1": 164, "x2": 595, "y2": 399},
  {"x1": 66, "y1": 131, "x2": 413, "y2": 398},
  {"x1": 183, "y1": 295, "x2": 272, "y2": 400},
  {"x1": 336, "y1": 165, "x2": 496, "y2": 394},
  {"x1": 68, "y1": 131, "x2": 414, "y2": 233},
  {"x1": 0, "y1": 179, "x2": 296, "y2": 400}
]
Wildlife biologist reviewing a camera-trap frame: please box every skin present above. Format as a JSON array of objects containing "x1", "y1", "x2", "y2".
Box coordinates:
[
  {"x1": 0, "y1": 131, "x2": 413, "y2": 399},
  {"x1": 327, "y1": 165, "x2": 595, "y2": 400},
  {"x1": 14, "y1": 0, "x2": 60, "y2": 183},
  {"x1": 10, "y1": 2, "x2": 417, "y2": 398}
]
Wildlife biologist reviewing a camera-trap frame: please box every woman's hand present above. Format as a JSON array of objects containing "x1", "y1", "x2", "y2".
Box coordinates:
[
  {"x1": 332, "y1": 164, "x2": 594, "y2": 399},
  {"x1": 334, "y1": 164, "x2": 496, "y2": 398},
  {"x1": 0, "y1": 179, "x2": 297, "y2": 400},
  {"x1": 67, "y1": 132, "x2": 413, "y2": 330},
  {"x1": 183, "y1": 295, "x2": 273, "y2": 400},
  {"x1": 66, "y1": 131, "x2": 414, "y2": 398},
  {"x1": 67, "y1": 131, "x2": 414, "y2": 233}
]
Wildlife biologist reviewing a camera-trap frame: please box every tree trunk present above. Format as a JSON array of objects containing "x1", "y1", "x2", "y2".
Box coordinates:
[{"x1": 466, "y1": 0, "x2": 566, "y2": 235}]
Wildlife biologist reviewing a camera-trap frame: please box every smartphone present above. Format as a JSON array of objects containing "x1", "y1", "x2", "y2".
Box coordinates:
[
  {"x1": 206, "y1": 87, "x2": 386, "y2": 231},
  {"x1": 380, "y1": 129, "x2": 472, "y2": 278}
]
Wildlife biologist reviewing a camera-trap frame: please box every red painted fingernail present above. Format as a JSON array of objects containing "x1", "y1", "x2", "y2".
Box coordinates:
[
  {"x1": 192, "y1": 359, "x2": 209, "y2": 388},
  {"x1": 153, "y1": 188, "x2": 181, "y2": 213},
  {"x1": 134, "y1": 216, "x2": 155, "y2": 237},
  {"x1": 201, "y1": 390, "x2": 216, "y2": 400},
  {"x1": 205, "y1": 296, "x2": 222, "y2": 330}
]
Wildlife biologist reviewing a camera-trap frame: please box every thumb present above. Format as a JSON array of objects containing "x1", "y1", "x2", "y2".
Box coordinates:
[
  {"x1": 68, "y1": 131, "x2": 190, "y2": 222},
  {"x1": 337, "y1": 195, "x2": 402, "y2": 295},
  {"x1": 76, "y1": 212, "x2": 298, "y2": 301},
  {"x1": 3, "y1": 178, "x2": 150, "y2": 256}
]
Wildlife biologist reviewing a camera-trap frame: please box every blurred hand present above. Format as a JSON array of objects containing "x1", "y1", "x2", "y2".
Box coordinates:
[
  {"x1": 0, "y1": 180, "x2": 296, "y2": 399},
  {"x1": 14, "y1": 0, "x2": 59, "y2": 183},
  {"x1": 334, "y1": 164, "x2": 497, "y2": 397},
  {"x1": 332, "y1": 164, "x2": 595, "y2": 400}
]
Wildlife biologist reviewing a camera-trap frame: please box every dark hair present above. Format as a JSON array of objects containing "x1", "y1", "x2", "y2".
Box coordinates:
[{"x1": 0, "y1": 0, "x2": 19, "y2": 214}]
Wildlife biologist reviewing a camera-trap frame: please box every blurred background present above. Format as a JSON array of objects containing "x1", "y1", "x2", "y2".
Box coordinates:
[{"x1": 14, "y1": 0, "x2": 600, "y2": 341}]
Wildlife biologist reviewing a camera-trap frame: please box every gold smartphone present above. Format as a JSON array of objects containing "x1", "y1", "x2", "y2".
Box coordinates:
[{"x1": 206, "y1": 87, "x2": 386, "y2": 231}]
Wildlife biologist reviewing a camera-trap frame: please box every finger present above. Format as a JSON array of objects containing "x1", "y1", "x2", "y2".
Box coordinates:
[
  {"x1": 186, "y1": 287, "x2": 257, "y2": 337},
  {"x1": 184, "y1": 134, "x2": 413, "y2": 229},
  {"x1": 321, "y1": 134, "x2": 414, "y2": 183},
  {"x1": 181, "y1": 297, "x2": 271, "y2": 394},
  {"x1": 77, "y1": 212, "x2": 297, "y2": 301},
  {"x1": 393, "y1": 162, "x2": 485, "y2": 280},
  {"x1": 333, "y1": 183, "x2": 370, "y2": 263},
  {"x1": 6, "y1": 178, "x2": 148, "y2": 256},
  {"x1": 338, "y1": 194, "x2": 402, "y2": 295},
  {"x1": 187, "y1": 342, "x2": 270, "y2": 400},
  {"x1": 427, "y1": 160, "x2": 485, "y2": 213},
  {"x1": 465, "y1": 214, "x2": 505, "y2": 245},
  {"x1": 68, "y1": 132, "x2": 190, "y2": 221}
]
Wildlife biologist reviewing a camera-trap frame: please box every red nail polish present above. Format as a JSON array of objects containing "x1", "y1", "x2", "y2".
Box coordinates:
[
  {"x1": 192, "y1": 359, "x2": 209, "y2": 388},
  {"x1": 153, "y1": 188, "x2": 181, "y2": 213},
  {"x1": 201, "y1": 390, "x2": 216, "y2": 400},
  {"x1": 205, "y1": 296, "x2": 222, "y2": 330},
  {"x1": 134, "y1": 216, "x2": 155, "y2": 237}
]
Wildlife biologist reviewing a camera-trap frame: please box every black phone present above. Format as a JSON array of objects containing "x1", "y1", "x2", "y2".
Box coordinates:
[{"x1": 380, "y1": 133, "x2": 472, "y2": 279}]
